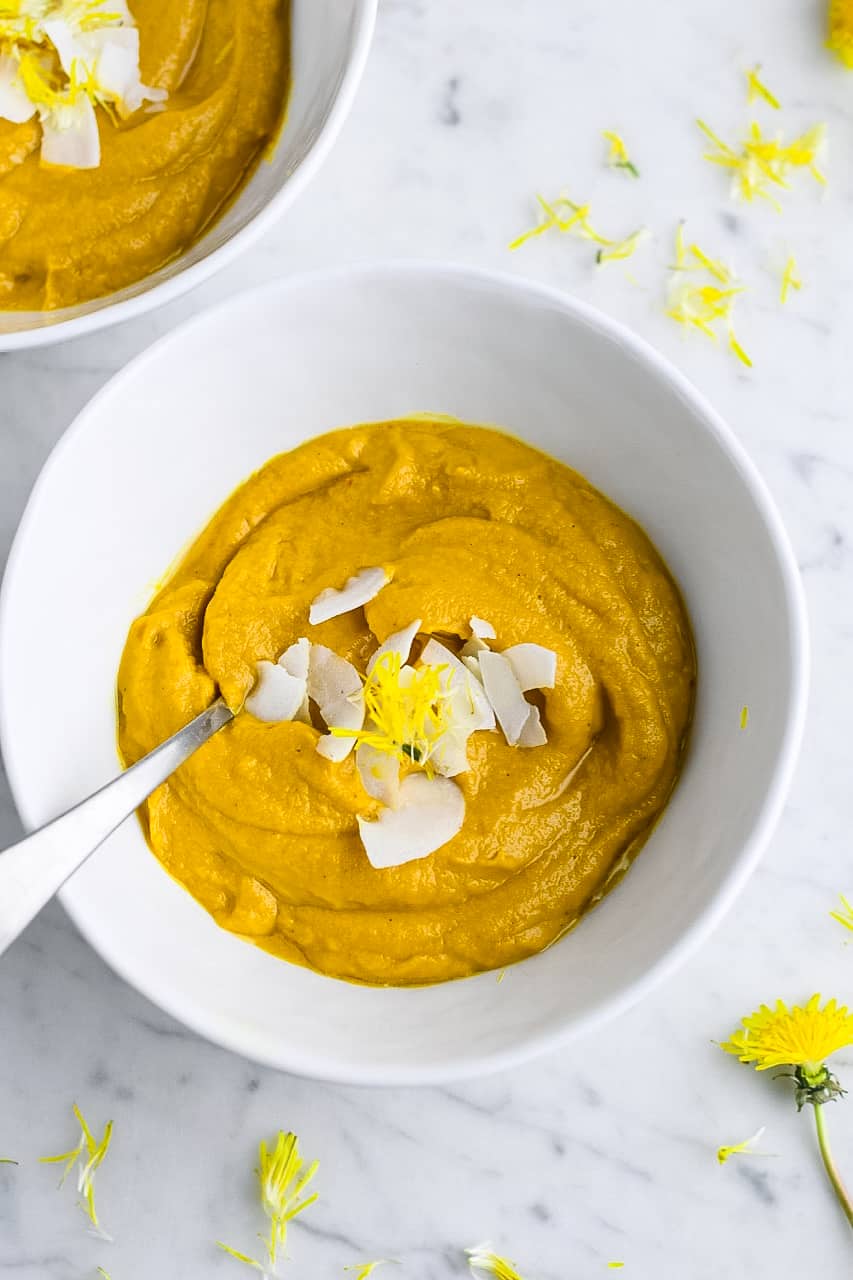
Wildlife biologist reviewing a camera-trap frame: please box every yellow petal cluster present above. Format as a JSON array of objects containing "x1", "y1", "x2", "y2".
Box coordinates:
[
  {"x1": 219, "y1": 1131, "x2": 319, "y2": 1274},
  {"x1": 510, "y1": 193, "x2": 647, "y2": 264},
  {"x1": 697, "y1": 118, "x2": 826, "y2": 210},
  {"x1": 828, "y1": 0, "x2": 853, "y2": 66},
  {"x1": 336, "y1": 650, "x2": 451, "y2": 770},
  {"x1": 667, "y1": 224, "x2": 751, "y2": 366},
  {"x1": 41, "y1": 1103, "x2": 113, "y2": 1236},
  {"x1": 720, "y1": 995, "x2": 853, "y2": 1072}
]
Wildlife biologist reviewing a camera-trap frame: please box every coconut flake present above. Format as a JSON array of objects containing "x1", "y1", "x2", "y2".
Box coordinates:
[
  {"x1": 502, "y1": 643, "x2": 557, "y2": 691},
  {"x1": 0, "y1": 56, "x2": 35, "y2": 124},
  {"x1": 356, "y1": 742, "x2": 400, "y2": 808},
  {"x1": 477, "y1": 650, "x2": 534, "y2": 747},
  {"x1": 308, "y1": 644, "x2": 364, "y2": 761},
  {"x1": 40, "y1": 92, "x2": 100, "y2": 168},
  {"x1": 518, "y1": 703, "x2": 548, "y2": 748},
  {"x1": 357, "y1": 774, "x2": 465, "y2": 869},
  {"x1": 309, "y1": 566, "x2": 389, "y2": 626},
  {"x1": 244, "y1": 661, "x2": 307, "y2": 724},
  {"x1": 420, "y1": 638, "x2": 495, "y2": 732},
  {"x1": 367, "y1": 618, "x2": 421, "y2": 674},
  {"x1": 470, "y1": 615, "x2": 496, "y2": 640},
  {"x1": 278, "y1": 637, "x2": 311, "y2": 723},
  {"x1": 279, "y1": 637, "x2": 310, "y2": 681}
]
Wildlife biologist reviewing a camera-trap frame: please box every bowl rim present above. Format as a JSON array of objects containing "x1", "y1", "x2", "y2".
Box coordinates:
[
  {"x1": 0, "y1": 0, "x2": 378, "y2": 354},
  {"x1": 0, "y1": 261, "x2": 810, "y2": 1084}
]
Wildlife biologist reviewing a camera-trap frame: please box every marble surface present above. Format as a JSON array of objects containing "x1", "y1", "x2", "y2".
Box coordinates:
[{"x1": 1, "y1": 0, "x2": 852, "y2": 1275}]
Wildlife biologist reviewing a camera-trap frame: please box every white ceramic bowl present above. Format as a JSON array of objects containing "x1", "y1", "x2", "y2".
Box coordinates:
[
  {"x1": 0, "y1": 264, "x2": 808, "y2": 1084},
  {"x1": 0, "y1": 0, "x2": 376, "y2": 352}
]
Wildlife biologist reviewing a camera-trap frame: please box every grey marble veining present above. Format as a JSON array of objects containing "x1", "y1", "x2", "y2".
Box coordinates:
[{"x1": 2, "y1": 0, "x2": 853, "y2": 1275}]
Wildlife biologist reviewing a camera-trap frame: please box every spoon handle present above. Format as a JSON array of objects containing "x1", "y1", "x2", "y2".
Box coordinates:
[{"x1": 0, "y1": 698, "x2": 233, "y2": 959}]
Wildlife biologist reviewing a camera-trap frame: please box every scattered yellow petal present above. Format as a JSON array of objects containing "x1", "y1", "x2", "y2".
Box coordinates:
[
  {"x1": 596, "y1": 228, "x2": 649, "y2": 265},
  {"x1": 667, "y1": 225, "x2": 750, "y2": 364},
  {"x1": 96, "y1": 1269, "x2": 112, "y2": 1280},
  {"x1": 717, "y1": 1125, "x2": 767, "y2": 1164},
  {"x1": 218, "y1": 1131, "x2": 319, "y2": 1273},
  {"x1": 740, "y1": 705, "x2": 749, "y2": 730},
  {"x1": 780, "y1": 255, "x2": 802, "y2": 304},
  {"x1": 0, "y1": 1158, "x2": 17, "y2": 1165},
  {"x1": 720, "y1": 995, "x2": 853, "y2": 1072},
  {"x1": 511, "y1": 192, "x2": 645, "y2": 265},
  {"x1": 345, "y1": 1263, "x2": 394, "y2": 1279},
  {"x1": 697, "y1": 118, "x2": 827, "y2": 208},
  {"x1": 497, "y1": 969, "x2": 507, "y2": 984},
  {"x1": 466, "y1": 1244, "x2": 525, "y2": 1280},
  {"x1": 746, "y1": 65, "x2": 780, "y2": 109},
  {"x1": 828, "y1": 0, "x2": 853, "y2": 67},
  {"x1": 216, "y1": 1242, "x2": 266, "y2": 1273},
  {"x1": 41, "y1": 1104, "x2": 113, "y2": 1238},
  {"x1": 602, "y1": 129, "x2": 639, "y2": 177},
  {"x1": 830, "y1": 894, "x2": 853, "y2": 934}
]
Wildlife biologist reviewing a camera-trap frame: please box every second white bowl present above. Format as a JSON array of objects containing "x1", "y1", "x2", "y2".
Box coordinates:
[{"x1": 0, "y1": 0, "x2": 377, "y2": 351}]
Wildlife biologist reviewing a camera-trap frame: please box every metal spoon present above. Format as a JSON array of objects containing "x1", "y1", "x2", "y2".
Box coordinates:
[{"x1": 0, "y1": 698, "x2": 233, "y2": 959}]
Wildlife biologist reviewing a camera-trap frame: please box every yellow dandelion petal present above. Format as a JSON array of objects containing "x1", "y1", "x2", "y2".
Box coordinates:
[
  {"x1": 717, "y1": 1125, "x2": 767, "y2": 1164},
  {"x1": 466, "y1": 1244, "x2": 526, "y2": 1280},
  {"x1": 697, "y1": 117, "x2": 826, "y2": 206},
  {"x1": 780, "y1": 255, "x2": 802, "y2": 304},
  {"x1": 746, "y1": 65, "x2": 780, "y2": 109},
  {"x1": 603, "y1": 129, "x2": 639, "y2": 177},
  {"x1": 740, "y1": 705, "x2": 749, "y2": 730},
  {"x1": 41, "y1": 1104, "x2": 113, "y2": 1236},
  {"x1": 828, "y1": 0, "x2": 853, "y2": 66},
  {"x1": 721, "y1": 995, "x2": 853, "y2": 1072},
  {"x1": 219, "y1": 1131, "x2": 319, "y2": 1273},
  {"x1": 345, "y1": 1263, "x2": 394, "y2": 1280},
  {"x1": 830, "y1": 894, "x2": 853, "y2": 934},
  {"x1": 596, "y1": 228, "x2": 649, "y2": 265},
  {"x1": 510, "y1": 191, "x2": 633, "y2": 255},
  {"x1": 667, "y1": 226, "x2": 750, "y2": 364}
]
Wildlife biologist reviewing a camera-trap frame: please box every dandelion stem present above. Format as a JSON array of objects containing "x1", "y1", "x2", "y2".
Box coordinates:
[{"x1": 814, "y1": 1103, "x2": 853, "y2": 1229}]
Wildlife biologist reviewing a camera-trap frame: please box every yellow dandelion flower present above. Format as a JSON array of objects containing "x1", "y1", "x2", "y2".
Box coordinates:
[
  {"x1": 828, "y1": 0, "x2": 853, "y2": 66},
  {"x1": 466, "y1": 1244, "x2": 525, "y2": 1280},
  {"x1": 717, "y1": 1125, "x2": 766, "y2": 1164},
  {"x1": 721, "y1": 996, "x2": 853, "y2": 1228},
  {"x1": 830, "y1": 894, "x2": 853, "y2": 934},
  {"x1": 721, "y1": 994, "x2": 853, "y2": 1075}
]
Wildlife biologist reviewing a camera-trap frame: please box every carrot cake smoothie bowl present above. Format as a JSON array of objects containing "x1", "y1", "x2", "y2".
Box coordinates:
[
  {"x1": 117, "y1": 419, "x2": 696, "y2": 987},
  {"x1": 0, "y1": 0, "x2": 289, "y2": 309}
]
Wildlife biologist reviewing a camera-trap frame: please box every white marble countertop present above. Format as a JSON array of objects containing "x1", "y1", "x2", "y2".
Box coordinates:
[{"x1": 2, "y1": 0, "x2": 852, "y2": 1275}]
